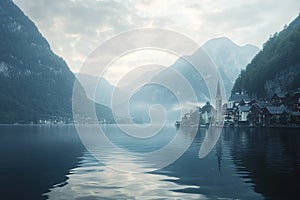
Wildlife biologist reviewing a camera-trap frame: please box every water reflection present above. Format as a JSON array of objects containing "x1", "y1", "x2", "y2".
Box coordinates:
[
  {"x1": 46, "y1": 126, "x2": 262, "y2": 199},
  {"x1": 216, "y1": 139, "x2": 223, "y2": 176},
  {"x1": 1, "y1": 125, "x2": 299, "y2": 199},
  {"x1": 153, "y1": 127, "x2": 262, "y2": 200},
  {"x1": 46, "y1": 125, "x2": 203, "y2": 199},
  {"x1": 224, "y1": 128, "x2": 300, "y2": 200},
  {"x1": 46, "y1": 150, "x2": 204, "y2": 200},
  {"x1": 0, "y1": 125, "x2": 84, "y2": 200},
  {"x1": 75, "y1": 124, "x2": 198, "y2": 173}
]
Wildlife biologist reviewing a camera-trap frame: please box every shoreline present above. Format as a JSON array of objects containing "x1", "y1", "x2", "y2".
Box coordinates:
[{"x1": 178, "y1": 124, "x2": 300, "y2": 129}]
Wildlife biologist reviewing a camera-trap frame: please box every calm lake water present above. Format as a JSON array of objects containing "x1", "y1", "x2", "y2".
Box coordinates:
[{"x1": 0, "y1": 125, "x2": 300, "y2": 200}]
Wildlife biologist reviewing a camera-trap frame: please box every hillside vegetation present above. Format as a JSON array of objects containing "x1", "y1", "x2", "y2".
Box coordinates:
[{"x1": 232, "y1": 14, "x2": 300, "y2": 98}]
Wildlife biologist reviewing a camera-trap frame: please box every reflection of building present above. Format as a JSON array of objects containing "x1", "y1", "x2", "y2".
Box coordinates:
[{"x1": 216, "y1": 139, "x2": 223, "y2": 175}]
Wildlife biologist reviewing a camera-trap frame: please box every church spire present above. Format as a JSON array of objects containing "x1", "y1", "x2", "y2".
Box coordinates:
[
  {"x1": 216, "y1": 81, "x2": 221, "y2": 99},
  {"x1": 215, "y1": 80, "x2": 223, "y2": 124}
]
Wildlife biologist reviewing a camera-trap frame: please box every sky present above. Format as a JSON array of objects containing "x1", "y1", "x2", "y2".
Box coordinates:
[{"x1": 13, "y1": 0, "x2": 300, "y2": 85}]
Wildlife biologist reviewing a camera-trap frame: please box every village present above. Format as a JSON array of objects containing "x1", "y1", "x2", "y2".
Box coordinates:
[{"x1": 179, "y1": 83, "x2": 300, "y2": 128}]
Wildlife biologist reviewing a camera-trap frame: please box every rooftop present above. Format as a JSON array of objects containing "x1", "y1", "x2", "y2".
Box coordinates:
[
  {"x1": 239, "y1": 106, "x2": 251, "y2": 112},
  {"x1": 272, "y1": 92, "x2": 287, "y2": 99},
  {"x1": 253, "y1": 101, "x2": 271, "y2": 109},
  {"x1": 266, "y1": 105, "x2": 288, "y2": 115},
  {"x1": 229, "y1": 93, "x2": 251, "y2": 102},
  {"x1": 291, "y1": 112, "x2": 300, "y2": 117}
]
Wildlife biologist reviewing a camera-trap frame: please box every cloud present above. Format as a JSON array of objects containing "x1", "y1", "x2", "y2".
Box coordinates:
[
  {"x1": 13, "y1": 0, "x2": 300, "y2": 84},
  {"x1": 14, "y1": 0, "x2": 143, "y2": 72}
]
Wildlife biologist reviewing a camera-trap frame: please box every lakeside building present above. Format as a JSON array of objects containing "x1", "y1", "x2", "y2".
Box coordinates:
[{"x1": 180, "y1": 85, "x2": 300, "y2": 127}]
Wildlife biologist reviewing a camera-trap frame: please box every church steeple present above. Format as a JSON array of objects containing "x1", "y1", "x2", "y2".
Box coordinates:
[
  {"x1": 215, "y1": 81, "x2": 223, "y2": 124},
  {"x1": 216, "y1": 81, "x2": 221, "y2": 100}
]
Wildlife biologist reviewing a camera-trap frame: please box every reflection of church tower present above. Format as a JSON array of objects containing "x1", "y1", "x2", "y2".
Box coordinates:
[
  {"x1": 216, "y1": 139, "x2": 223, "y2": 175},
  {"x1": 216, "y1": 81, "x2": 222, "y2": 124}
]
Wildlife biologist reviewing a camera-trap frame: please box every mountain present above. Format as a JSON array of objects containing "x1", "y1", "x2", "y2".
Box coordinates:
[
  {"x1": 75, "y1": 73, "x2": 114, "y2": 107},
  {"x1": 124, "y1": 38, "x2": 259, "y2": 122},
  {"x1": 232, "y1": 14, "x2": 300, "y2": 98},
  {"x1": 202, "y1": 37, "x2": 260, "y2": 97},
  {"x1": 0, "y1": 0, "x2": 113, "y2": 123}
]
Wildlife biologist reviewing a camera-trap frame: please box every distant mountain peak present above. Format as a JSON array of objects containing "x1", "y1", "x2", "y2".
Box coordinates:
[
  {"x1": 205, "y1": 37, "x2": 234, "y2": 43},
  {"x1": 242, "y1": 43, "x2": 259, "y2": 49},
  {"x1": 203, "y1": 37, "x2": 259, "y2": 50},
  {"x1": 201, "y1": 37, "x2": 259, "y2": 98}
]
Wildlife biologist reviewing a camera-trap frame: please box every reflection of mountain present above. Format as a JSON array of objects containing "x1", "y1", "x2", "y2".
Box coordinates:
[
  {"x1": 0, "y1": 126, "x2": 84, "y2": 200},
  {"x1": 224, "y1": 128, "x2": 300, "y2": 200},
  {"x1": 153, "y1": 127, "x2": 262, "y2": 199},
  {"x1": 151, "y1": 127, "x2": 300, "y2": 199}
]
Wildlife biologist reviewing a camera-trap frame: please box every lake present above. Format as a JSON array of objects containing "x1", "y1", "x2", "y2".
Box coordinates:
[{"x1": 0, "y1": 125, "x2": 299, "y2": 199}]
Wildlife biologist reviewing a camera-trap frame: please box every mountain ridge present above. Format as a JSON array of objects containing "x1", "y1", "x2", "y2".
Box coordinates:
[
  {"x1": 121, "y1": 37, "x2": 259, "y2": 122},
  {"x1": 232, "y1": 14, "x2": 300, "y2": 98},
  {"x1": 202, "y1": 37, "x2": 260, "y2": 86},
  {"x1": 0, "y1": 0, "x2": 114, "y2": 123}
]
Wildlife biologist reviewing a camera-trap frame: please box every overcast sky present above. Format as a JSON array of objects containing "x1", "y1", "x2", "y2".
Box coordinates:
[{"x1": 13, "y1": 0, "x2": 300, "y2": 84}]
